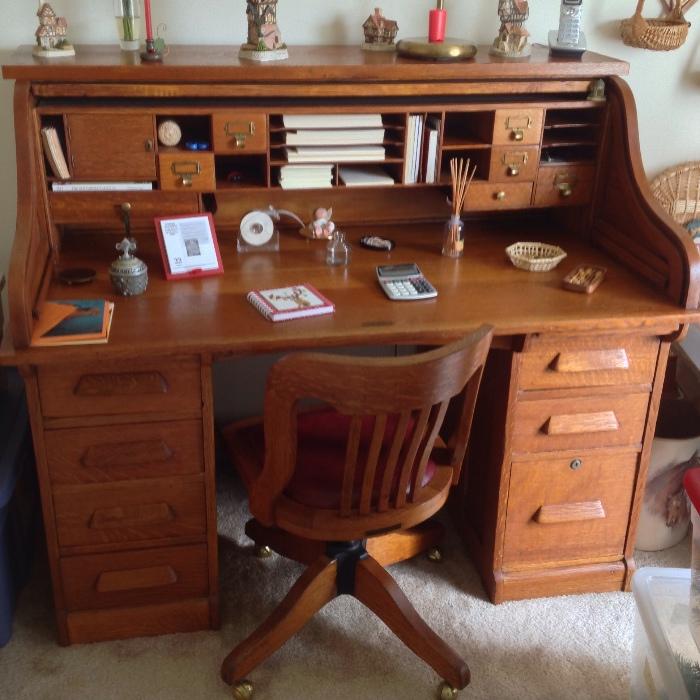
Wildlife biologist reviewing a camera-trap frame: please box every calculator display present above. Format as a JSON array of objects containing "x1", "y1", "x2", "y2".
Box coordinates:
[{"x1": 377, "y1": 263, "x2": 421, "y2": 278}]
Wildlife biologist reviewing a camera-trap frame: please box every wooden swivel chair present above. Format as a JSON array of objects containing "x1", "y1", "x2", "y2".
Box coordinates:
[{"x1": 220, "y1": 326, "x2": 493, "y2": 699}]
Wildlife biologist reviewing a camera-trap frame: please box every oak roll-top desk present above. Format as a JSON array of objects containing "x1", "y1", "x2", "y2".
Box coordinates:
[{"x1": 1, "y1": 45, "x2": 699, "y2": 645}]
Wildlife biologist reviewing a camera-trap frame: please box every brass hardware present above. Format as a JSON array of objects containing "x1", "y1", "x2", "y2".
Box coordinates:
[
  {"x1": 255, "y1": 545, "x2": 273, "y2": 559},
  {"x1": 495, "y1": 191, "x2": 506, "y2": 201},
  {"x1": 120, "y1": 202, "x2": 132, "y2": 236},
  {"x1": 232, "y1": 680, "x2": 254, "y2": 700},
  {"x1": 503, "y1": 152, "x2": 528, "y2": 177},
  {"x1": 225, "y1": 120, "x2": 256, "y2": 148},
  {"x1": 439, "y1": 681, "x2": 459, "y2": 699},
  {"x1": 570, "y1": 458, "x2": 583, "y2": 470},
  {"x1": 512, "y1": 129, "x2": 524, "y2": 142},
  {"x1": 557, "y1": 183, "x2": 573, "y2": 197},
  {"x1": 144, "y1": 138, "x2": 154, "y2": 152},
  {"x1": 588, "y1": 78, "x2": 606, "y2": 102},
  {"x1": 554, "y1": 173, "x2": 576, "y2": 198},
  {"x1": 427, "y1": 546, "x2": 443, "y2": 563},
  {"x1": 171, "y1": 161, "x2": 201, "y2": 188},
  {"x1": 507, "y1": 166, "x2": 520, "y2": 177}
]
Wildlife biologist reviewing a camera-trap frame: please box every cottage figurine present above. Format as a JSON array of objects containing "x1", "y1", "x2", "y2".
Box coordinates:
[
  {"x1": 33, "y1": 3, "x2": 75, "y2": 58},
  {"x1": 362, "y1": 8, "x2": 399, "y2": 51},
  {"x1": 490, "y1": 0, "x2": 531, "y2": 59},
  {"x1": 239, "y1": 0, "x2": 288, "y2": 62}
]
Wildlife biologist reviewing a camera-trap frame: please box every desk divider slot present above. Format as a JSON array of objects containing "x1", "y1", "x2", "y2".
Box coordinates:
[{"x1": 96, "y1": 565, "x2": 178, "y2": 593}]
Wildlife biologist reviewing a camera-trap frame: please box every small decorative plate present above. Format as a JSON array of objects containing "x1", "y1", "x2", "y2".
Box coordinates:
[{"x1": 505, "y1": 242, "x2": 567, "y2": 272}]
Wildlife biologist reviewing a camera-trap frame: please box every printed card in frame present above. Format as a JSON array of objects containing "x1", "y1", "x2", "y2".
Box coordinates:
[{"x1": 155, "y1": 212, "x2": 224, "y2": 280}]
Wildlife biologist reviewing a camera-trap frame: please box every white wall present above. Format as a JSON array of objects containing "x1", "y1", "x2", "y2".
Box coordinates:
[{"x1": 1, "y1": 0, "x2": 699, "y2": 277}]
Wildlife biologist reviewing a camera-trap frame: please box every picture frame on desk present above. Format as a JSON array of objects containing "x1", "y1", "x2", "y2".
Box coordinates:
[{"x1": 155, "y1": 213, "x2": 224, "y2": 280}]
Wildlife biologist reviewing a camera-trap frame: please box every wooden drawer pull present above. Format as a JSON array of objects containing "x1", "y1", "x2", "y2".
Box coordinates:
[
  {"x1": 82, "y1": 440, "x2": 175, "y2": 469},
  {"x1": 96, "y1": 565, "x2": 178, "y2": 593},
  {"x1": 552, "y1": 349, "x2": 630, "y2": 373},
  {"x1": 535, "y1": 500, "x2": 606, "y2": 524},
  {"x1": 544, "y1": 410, "x2": 619, "y2": 435},
  {"x1": 75, "y1": 371, "x2": 169, "y2": 397},
  {"x1": 89, "y1": 502, "x2": 175, "y2": 530}
]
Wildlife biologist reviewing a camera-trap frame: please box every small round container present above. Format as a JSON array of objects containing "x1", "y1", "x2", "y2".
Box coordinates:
[{"x1": 110, "y1": 238, "x2": 148, "y2": 296}]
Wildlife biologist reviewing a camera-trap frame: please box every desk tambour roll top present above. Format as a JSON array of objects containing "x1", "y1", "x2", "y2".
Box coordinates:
[{"x1": 2, "y1": 45, "x2": 700, "y2": 643}]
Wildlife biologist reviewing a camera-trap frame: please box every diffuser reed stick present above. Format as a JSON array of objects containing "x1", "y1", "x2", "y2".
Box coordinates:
[{"x1": 442, "y1": 157, "x2": 476, "y2": 257}]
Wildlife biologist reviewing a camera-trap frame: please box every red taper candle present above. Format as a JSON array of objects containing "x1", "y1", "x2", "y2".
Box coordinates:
[
  {"x1": 144, "y1": 0, "x2": 153, "y2": 41},
  {"x1": 429, "y1": 0, "x2": 447, "y2": 43}
]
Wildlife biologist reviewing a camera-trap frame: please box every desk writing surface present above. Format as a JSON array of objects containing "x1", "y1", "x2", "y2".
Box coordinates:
[{"x1": 1, "y1": 219, "x2": 694, "y2": 365}]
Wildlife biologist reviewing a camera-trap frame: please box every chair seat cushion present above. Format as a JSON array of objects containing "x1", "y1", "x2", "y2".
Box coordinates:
[{"x1": 229, "y1": 408, "x2": 437, "y2": 510}]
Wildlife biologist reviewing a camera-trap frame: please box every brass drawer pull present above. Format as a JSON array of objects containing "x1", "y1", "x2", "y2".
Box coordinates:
[
  {"x1": 544, "y1": 410, "x2": 620, "y2": 435},
  {"x1": 224, "y1": 120, "x2": 256, "y2": 148},
  {"x1": 552, "y1": 349, "x2": 630, "y2": 373},
  {"x1": 74, "y1": 371, "x2": 169, "y2": 397},
  {"x1": 171, "y1": 161, "x2": 202, "y2": 188},
  {"x1": 96, "y1": 565, "x2": 178, "y2": 593},
  {"x1": 555, "y1": 172, "x2": 578, "y2": 198},
  {"x1": 557, "y1": 182, "x2": 573, "y2": 197},
  {"x1": 89, "y1": 502, "x2": 175, "y2": 529},
  {"x1": 535, "y1": 500, "x2": 606, "y2": 524},
  {"x1": 512, "y1": 129, "x2": 524, "y2": 142},
  {"x1": 495, "y1": 191, "x2": 507, "y2": 201},
  {"x1": 82, "y1": 439, "x2": 174, "y2": 469},
  {"x1": 507, "y1": 165, "x2": 520, "y2": 177}
]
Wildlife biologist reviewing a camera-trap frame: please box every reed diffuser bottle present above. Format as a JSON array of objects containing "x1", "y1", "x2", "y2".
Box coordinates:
[{"x1": 442, "y1": 158, "x2": 476, "y2": 258}]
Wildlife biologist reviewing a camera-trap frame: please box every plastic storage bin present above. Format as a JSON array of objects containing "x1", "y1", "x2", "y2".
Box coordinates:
[
  {"x1": 0, "y1": 368, "x2": 36, "y2": 647},
  {"x1": 684, "y1": 467, "x2": 700, "y2": 652},
  {"x1": 632, "y1": 567, "x2": 700, "y2": 699}
]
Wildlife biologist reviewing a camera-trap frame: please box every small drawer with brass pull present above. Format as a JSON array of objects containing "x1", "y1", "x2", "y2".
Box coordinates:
[
  {"x1": 465, "y1": 182, "x2": 533, "y2": 211},
  {"x1": 489, "y1": 146, "x2": 539, "y2": 181},
  {"x1": 213, "y1": 112, "x2": 267, "y2": 153},
  {"x1": 493, "y1": 109, "x2": 543, "y2": 146},
  {"x1": 534, "y1": 164, "x2": 596, "y2": 207},
  {"x1": 158, "y1": 152, "x2": 215, "y2": 191}
]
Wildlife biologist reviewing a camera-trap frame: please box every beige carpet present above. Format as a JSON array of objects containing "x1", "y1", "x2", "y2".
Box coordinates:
[{"x1": 0, "y1": 471, "x2": 690, "y2": 700}]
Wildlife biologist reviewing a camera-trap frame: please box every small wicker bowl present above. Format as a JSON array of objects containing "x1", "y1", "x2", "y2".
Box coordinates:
[{"x1": 505, "y1": 242, "x2": 567, "y2": 272}]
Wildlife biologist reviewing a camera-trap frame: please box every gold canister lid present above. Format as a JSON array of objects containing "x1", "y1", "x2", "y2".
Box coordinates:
[{"x1": 396, "y1": 37, "x2": 477, "y2": 61}]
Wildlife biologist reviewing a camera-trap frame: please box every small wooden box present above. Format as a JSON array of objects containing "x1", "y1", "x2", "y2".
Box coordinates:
[{"x1": 562, "y1": 265, "x2": 606, "y2": 293}]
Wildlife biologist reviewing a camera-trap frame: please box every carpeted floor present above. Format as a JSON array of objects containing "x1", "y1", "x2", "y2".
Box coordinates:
[{"x1": 0, "y1": 471, "x2": 691, "y2": 700}]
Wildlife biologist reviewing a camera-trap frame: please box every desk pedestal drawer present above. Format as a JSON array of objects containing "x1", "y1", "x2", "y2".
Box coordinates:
[
  {"x1": 60, "y1": 543, "x2": 209, "y2": 611},
  {"x1": 54, "y1": 475, "x2": 206, "y2": 549},
  {"x1": 512, "y1": 392, "x2": 649, "y2": 454},
  {"x1": 38, "y1": 357, "x2": 202, "y2": 419},
  {"x1": 502, "y1": 453, "x2": 638, "y2": 567}
]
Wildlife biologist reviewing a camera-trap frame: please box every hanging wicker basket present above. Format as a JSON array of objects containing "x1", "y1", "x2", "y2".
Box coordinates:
[
  {"x1": 650, "y1": 162, "x2": 700, "y2": 225},
  {"x1": 621, "y1": 0, "x2": 690, "y2": 50}
]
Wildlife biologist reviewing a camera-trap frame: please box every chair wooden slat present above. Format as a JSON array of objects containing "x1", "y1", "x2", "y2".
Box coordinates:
[
  {"x1": 410, "y1": 401, "x2": 449, "y2": 502},
  {"x1": 378, "y1": 411, "x2": 411, "y2": 512},
  {"x1": 395, "y1": 407, "x2": 431, "y2": 509},
  {"x1": 340, "y1": 415, "x2": 363, "y2": 517},
  {"x1": 360, "y1": 413, "x2": 387, "y2": 515}
]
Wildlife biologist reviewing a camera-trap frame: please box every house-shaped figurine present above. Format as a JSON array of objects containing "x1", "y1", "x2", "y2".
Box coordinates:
[
  {"x1": 240, "y1": 0, "x2": 288, "y2": 62},
  {"x1": 362, "y1": 8, "x2": 399, "y2": 51},
  {"x1": 33, "y1": 3, "x2": 75, "y2": 58}
]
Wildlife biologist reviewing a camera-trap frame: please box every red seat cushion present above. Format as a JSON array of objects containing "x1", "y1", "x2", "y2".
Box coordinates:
[{"x1": 286, "y1": 408, "x2": 437, "y2": 509}]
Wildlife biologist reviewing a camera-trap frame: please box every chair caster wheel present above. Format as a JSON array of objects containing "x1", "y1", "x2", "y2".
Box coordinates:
[
  {"x1": 438, "y1": 681, "x2": 458, "y2": 699},
  {"x1": 232, "y1": 679, "x2": 254, "y2": 699},
  {"x1": 427, "y1": 546, "x2": 443, "y2": 563},
  {"x1": 255, "y1": 545, "x2": 273, "y2": 559}
]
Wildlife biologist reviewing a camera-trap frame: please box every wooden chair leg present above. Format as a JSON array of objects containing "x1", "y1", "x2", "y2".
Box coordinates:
[
  {"x1": 245, "y1": 519, "x2": 325, "y2": 565},
  {"x1": 221, "y1": 556, "x2": 338, "y2": 685},
  {"x1": 353, "y1": 555, "x2": 470, "y2": 690},
  {"x1": 366, "y1": 520, "x2": 445, "y2": 567}
]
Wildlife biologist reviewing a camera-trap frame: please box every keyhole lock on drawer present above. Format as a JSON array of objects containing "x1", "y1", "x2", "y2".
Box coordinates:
[
  {"x1": 171, "y1": 161, "x2": 201, "y2": 188},
  {"x1": 224, "y1": 120, "x2": 256, "y2": 148},
  {"x1": 570, "y1": 458, "x2": 583, "y2": 470}
]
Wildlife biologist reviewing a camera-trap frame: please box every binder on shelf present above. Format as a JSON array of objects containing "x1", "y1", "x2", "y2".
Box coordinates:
[{"x1": 40, "y1": 126, "x2": 70, "y2": 180}]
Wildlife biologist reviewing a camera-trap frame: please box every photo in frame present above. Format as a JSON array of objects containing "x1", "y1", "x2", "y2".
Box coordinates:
[{"x1": 155, "y1": 212, "x2": 224, "y2": 280}]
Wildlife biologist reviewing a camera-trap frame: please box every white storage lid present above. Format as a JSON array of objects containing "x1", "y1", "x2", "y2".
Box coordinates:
[{"x1": 633, "y1": 567, "x2": 700, "y2": 700}]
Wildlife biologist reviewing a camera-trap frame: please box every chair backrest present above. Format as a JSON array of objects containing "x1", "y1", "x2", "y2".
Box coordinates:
[{"x1": 248, "y1": 325, "x2": 493, "y2": 530}]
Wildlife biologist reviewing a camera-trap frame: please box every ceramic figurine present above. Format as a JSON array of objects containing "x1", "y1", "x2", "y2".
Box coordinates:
[
  {"x1": 362, "y1": 8, "x2": 399, "y2": 51},
  {"x1": 489, "y1": 0, "x2": 531, "y2": 59},
  {"x1": 310, "y1": 207, "x2": 336, "y2": 240},
  {"x1": 33, "y1": 3, "x2": 75, "y2": 58},
  {"x1": 240, "y1": 0, "x2": 289, "y2": 62}
]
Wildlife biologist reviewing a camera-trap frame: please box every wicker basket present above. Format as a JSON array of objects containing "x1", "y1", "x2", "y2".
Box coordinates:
[
  {"x1": 505, "y1": 242, "x2": 567, "y2": 272},
  {"x1": 621, "y1": 0, "x2": 690, "y2": 51},
  {"x1": 650, "y1": 162, "x2": 700, "y2": 225}
]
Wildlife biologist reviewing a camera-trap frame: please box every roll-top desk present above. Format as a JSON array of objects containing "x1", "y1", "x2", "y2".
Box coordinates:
[{"x1": 1, "y1": 45, "x2": 699, "y2": 645}]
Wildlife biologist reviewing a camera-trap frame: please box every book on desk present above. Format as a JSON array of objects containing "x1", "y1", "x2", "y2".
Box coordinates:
[
  {"x1": 30, "y1": 299, "x2": 114, "y2": 347},
  {"x1": 247, "y1": 284, "x2": 335, "y2": 322}
]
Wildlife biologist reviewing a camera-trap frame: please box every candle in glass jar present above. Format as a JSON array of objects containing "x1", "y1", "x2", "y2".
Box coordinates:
[{"x1": 144, "y1": 0, "x2": 153, "y2": 41}]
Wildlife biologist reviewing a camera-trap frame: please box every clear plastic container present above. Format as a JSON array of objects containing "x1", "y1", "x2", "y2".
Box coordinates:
[
  {"x1": 632, "y1": 567, "x2": 700, "y2": 699},
  {"x1": 684, "y1": 468, "x2": 700, "y2": 652}
]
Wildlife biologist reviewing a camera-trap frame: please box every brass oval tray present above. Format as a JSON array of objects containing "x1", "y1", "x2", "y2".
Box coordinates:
[{"x1": 396, "y1": 37, "x2": 477, "y2": 62}]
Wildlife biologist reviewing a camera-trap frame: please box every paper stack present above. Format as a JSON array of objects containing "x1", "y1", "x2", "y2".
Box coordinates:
[
  {"x1": 279, "y1": 164, "x2": 333, "y2": 189},
  {"x1": 286, "y1": 145, "x2": 385, "y2": 163},
  {"x1": 339, "y1": 166, "x2": 395, "y2": 187}
]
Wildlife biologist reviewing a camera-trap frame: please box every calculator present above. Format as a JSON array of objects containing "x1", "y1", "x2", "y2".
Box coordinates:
[{"x1": 376, "y1": 263, "x2": 438, "y2": 301}]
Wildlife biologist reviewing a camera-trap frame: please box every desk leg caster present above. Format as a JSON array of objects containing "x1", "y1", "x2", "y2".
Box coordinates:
[
  {"x1": 438, "y1": 681, "x2": 458, "y2": 699},
  {"x1": 427, "y1": 546, "x2": 443, "y2": 563},
  {"x1": 232, "y1": 680, "x2": 254, "y2": 699},
  {"x1": 255, "y1": 545, "x2": 273, "y2": 559}
]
